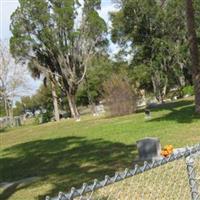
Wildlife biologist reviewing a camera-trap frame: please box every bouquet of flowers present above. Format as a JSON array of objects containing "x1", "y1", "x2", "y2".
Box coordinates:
[{"x1": 161, "y1": 145, "x2": 174, "y2": 157}]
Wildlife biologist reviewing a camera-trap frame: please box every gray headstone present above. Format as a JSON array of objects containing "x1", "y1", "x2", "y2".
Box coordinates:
[
  {"x1": 93, "y1": 104, "x2": 105, "y2": 116},
  {"x1": 136, "y1": 137, "x2": 161, "y2": 161}
]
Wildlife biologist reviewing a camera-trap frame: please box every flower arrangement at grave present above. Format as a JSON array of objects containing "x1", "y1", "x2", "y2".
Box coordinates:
[{"x1": 160, "y1": 144, "x2": 174, "y2": 157}]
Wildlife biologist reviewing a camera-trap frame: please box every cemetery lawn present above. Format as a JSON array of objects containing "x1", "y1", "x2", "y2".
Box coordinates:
[{"x1": 0, "y1": 98, "x2": 200, "y2": 200}]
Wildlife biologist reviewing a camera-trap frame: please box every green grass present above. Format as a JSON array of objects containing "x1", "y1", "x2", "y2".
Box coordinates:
[{"x1": 0, "y1": 98, "x2": 200, "y2": 200}]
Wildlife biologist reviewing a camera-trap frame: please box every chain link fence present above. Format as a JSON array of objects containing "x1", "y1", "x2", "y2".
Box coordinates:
[
  {"x1": 195, "y1": 153, "x2": 200, "y2": 199},
  {"x1": 46, "y1": 144, "x2": 200, "y2": 200},
  {"x1": 186, "y1": 151, "x2": 200, "y2": 200}
]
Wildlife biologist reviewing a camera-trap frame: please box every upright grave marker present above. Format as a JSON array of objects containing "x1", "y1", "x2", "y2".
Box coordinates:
[{"x1": 136, "y1": 137, "x2": 162, "y2": 161}]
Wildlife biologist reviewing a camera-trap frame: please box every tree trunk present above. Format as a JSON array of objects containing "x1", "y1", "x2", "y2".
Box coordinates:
[
  {"x1": 151, "y1": 73, "x2": 167, "y2": 103},
  {"x1": 161, "y1": 76, "x2": 168, "y2": 102},
  {"x1": 67, "y1": 92, "x2": 80, "y2": 119},
  {"x1": 178, "y1": 63, "x2": 186, "y2": 87},
  {"x1": 50, "y1": 77, "x2": 60, "y2": 121},
  {"x1": 186, "y1": 0, "x2": 200, "y2": 113},
  {"x1": 151, "y1": 75, "x2": 162, "y2": 102},
  {"x1": 9, "y1": 100, "x2": 13, "y2": 119},
  {"x1": 178, "y1": 75, "x2": 186, "y2": 87},
  {"x1": 4, "y1": 97, "x2": 9, "y2": 117},
  {"x1": 61, "y1": 78, "x2": 80, "y2": 119}
]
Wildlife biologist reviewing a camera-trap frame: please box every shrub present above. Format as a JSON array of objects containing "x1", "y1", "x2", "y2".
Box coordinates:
[
  {"x1": 34, "y1": 110, "x2": 52, "y2": 125},
  {"x1": 182, "y1": 85, "x2": 194, "y2": 96},
  {"x1": 42, "y1": 110, "x2": 53, "y2": 123},
  {"x1": 34, "y1": 115, "x2": 41, "y2": 125},
  {"x1": 103, "y1": 74, "x2": 137, "y2": 117}
]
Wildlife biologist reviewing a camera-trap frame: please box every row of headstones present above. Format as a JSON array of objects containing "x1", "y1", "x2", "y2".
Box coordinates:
[{"x1": 0, "y1": 116, "x2": 23, "y2": 129}]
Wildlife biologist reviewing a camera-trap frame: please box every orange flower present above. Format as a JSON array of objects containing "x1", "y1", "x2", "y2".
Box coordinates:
[{"x1": 161, "y1": 145, "x2": 174, "y2": 157}]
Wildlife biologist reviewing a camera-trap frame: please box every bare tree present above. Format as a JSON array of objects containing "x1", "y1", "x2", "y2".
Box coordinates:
[
  {"x1": 0, "y1": 41, "x2": 30, "y2": 117},
  {"x1": 185, "y1": 0, "x2": 200, "y2": 113},
  {"x1": 103, "y1": 74, "x2": 137, "y2": 117}
]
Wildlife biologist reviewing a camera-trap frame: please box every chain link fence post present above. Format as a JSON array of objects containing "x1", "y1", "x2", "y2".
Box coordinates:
[{"x1": 186, "y1": 156, "x2": 200, "y2": 200}]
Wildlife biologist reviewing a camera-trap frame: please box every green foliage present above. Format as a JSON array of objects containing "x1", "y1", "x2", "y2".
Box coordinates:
[
  {"x1": 14, "y1": 83, "x2": 62, "y2": 117},
  {"x1": 182, "y1": 85, "x2": 194, "y2": 96},
  {"x1": 129, "y1": 64, "x2": 152, "y2": 90},
  {"x1": 34, "y1": 115, "x2": 41, "y2": 125},
  {"x1": 34, "y1": 85, "x2": 54, "y2": 112},
  {"x1": 34, "y1": 112, "x2": 54, "y2": 125},
  {"x1": 13, "y1": 101, "x2": 24, "y2": 116},
  {"x1": 111, "y1": 0, "x2": 200, "y2": 99},
  {"x1": 76, "y1": 56, "x2": 114, "y2": 105},
  {"x1": 41, "y1": 110, "x2": 53, "y2": 123},
  {"x1": 0, "y1": 101, "x2": 6, "y2": 117},
  {"x1": 34, "y1": 111, "x2": 53, "y2": 125}
]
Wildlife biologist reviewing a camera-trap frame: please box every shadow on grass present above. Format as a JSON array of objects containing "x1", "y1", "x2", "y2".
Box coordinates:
[
  {"x1": 0, "y1": 178, "x2": 40, "y2": 200},
  {"x1": 149, "y1": 100, "x2": 194, "y2": 112},
  {"x1": 0, "y1": 136, "x2": 137, "y2": 199},
  {"x1": 135, "y1": 99, "x2": 194, "y2": 115},
  {"x1": 0, "y1": 183, "x2": 22, "y2": 200},
  {"x1": 149, "y1": 100, "x2": 200, "y2": 123},
  {"x1": 0, "y1": 128, "x2": 7, "y2": 134}
]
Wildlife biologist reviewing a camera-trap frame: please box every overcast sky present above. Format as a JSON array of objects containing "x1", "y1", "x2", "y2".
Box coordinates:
[{"x1": 0, "y1": 0, "x2": 118, "y2": 95}]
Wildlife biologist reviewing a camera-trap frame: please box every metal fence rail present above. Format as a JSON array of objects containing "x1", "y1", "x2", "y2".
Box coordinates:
[{"x1": 46, "y1": 144, "x2": 200, "y2": 200}]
